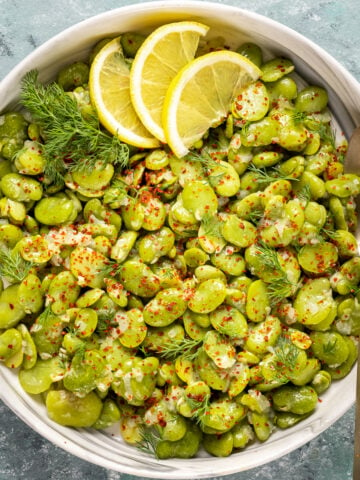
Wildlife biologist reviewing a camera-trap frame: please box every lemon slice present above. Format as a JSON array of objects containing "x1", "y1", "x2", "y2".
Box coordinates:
[
  {"x1": 162, "y1": 50, "x2": 262, "y2": 158},
  {"x1": 130, "y1": 21, "x2": 209, "y2": 143},
  {"x1": 89, "y1": 37, "x2": 160, "y2": 149}
]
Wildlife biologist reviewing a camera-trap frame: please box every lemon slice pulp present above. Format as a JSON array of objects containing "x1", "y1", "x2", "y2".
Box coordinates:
[
  {"x1": 130, "y1": 21, "x2": 209, "y2": 143},
  {"x1": 89, "y1": 37, "x2": 160, "y2": 149},
  {"x1": 162, "y1": 50, "x2": 262, "y2": 158}
]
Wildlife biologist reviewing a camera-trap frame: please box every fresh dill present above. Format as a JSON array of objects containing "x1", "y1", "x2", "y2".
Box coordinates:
[
  {"x1": 351, "y1": 285, "x2": 360, "y2": 297},
  {"x1": 136, "y1": 426, "x2": 161, "y2": 459},
  {"x1": 200, "y1": 213, "x2": 223, "y2": 239},
  {"x1": 274, "y1": 336, "x2": 299, "y2": 371},
  {"x1": 73, "y1": 342, "x2": 87, "y2": 360},
  {"x1": 320, "y1": 227, "x2": 338, "y2": 240},
  {"x1": 95, "y1": 316, "x2": 115, "y2": 335},
  {"x1": 322, "y1": 337, "x2": 338, "y2": 355},
  {"x1": 187, "y1": 150, "x2": 221, "y2": 170},
  {"x1": 247, "y1": 163, "x2": 298, "y2": 184},
  {"x1": 295, "y1": 184, "x2": 311, "y2": 204},
  {"x1": 20, "y1": 70, "x2": 129, "y2": 184},
  {"x1": 95, "y1": 305, "x2": 117, "y2": 330},
  {"x1": 271, "y1": 335, "x2": 300, "y2": 382},
  {"x1": 246, "y1": 209, "x2": 264, "y2": 224},
  {"x1": 36, "y1": 305, "x2": 53, "y2": 325},
  {"x1": 187, "y1": 393, "x2": 211, "y2": 426},
  {"x1": 291, "y1": 111, "x2": 308, "y2": 124},
  {"x1": 109, "y1": 178, "x2": 137, "y2": 202},
  {"x1": 317, "y1": 123, "x2": 337, "y2": 150},
  {"x1": 255, "y1": 242, "x2": 294, "y2": 304},
  {"x1": 0, "y1": 248, "x2": 35, "y2": 283},
  {"x1": 159, "y1": 337, "x2": 203, "y2": 362},
  {"x1": 100, "y1": 260, "x2": 122, "y2": 278},
  {"x1": 207, "y1": 170, "x2": 226, "y2": 187}
]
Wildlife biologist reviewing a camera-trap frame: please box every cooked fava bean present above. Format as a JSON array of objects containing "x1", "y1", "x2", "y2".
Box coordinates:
[
  {"x1": 271, "y1": 385, "x2": 318, "y2": 415},
  {"x1": 143, "y1": 288, "x2": 187, "y2": 327},
  {"x1": 189, "y1": 278, "x2": 227, "y2": 314},
  {"x1": 46, "y1": 390, "x2": 102, "y2": 427}
]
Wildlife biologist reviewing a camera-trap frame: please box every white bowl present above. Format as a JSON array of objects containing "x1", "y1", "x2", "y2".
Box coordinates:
[{"x1": 1, "y1": 1, "x2": 360, "y2": 478}]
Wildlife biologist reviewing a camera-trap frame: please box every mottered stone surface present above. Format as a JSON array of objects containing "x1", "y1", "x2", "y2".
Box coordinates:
[{"x1": 0, "y1": 0, "x2": 359, "y2": 479}]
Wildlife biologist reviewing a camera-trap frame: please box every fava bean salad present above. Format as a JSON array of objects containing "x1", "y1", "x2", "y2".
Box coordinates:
[{"x1": 0, "y1": 25, "x2": 359, "y2": 460}]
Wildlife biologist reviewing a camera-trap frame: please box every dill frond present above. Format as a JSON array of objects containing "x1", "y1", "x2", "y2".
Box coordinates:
[
  {"x1": 247, "y1": 163, "x2": 298, "y2": 184},
  {"x1": 255, "y1": 242, "x2": 294, "y2": 304},
  {"x1": 274, "y1": 335, "x2": 299, "y2": 371},
  {"x1": 20, "y1": 71, "x2": 129, "y2": 185},
  {"x1": 295, "y1": 184, "x2": 311, "y2": 204},
  {"x1": 36, "y1": 305, "x2": 53, "y2": 325},
  {"x1": 291, "y1": 111, "x2": 308, "y2": 124},
  {"x1": 317, "y1": 123, "x2": 336, "y2": 150},
  {"x1": 187, "y1": 393, "x2": 211, "y2": 426},
  {"x1": 0, "y1": 248, "x2": 35, "y2": 283},
  {"x1": 136, "y1": 426, "x2": 161, "y2": 459},
  {"x1": 187, "y1": 151, "x2": 221, "y2": 170},
  {"x1": 246, "y1": 209, "x2": 264, "y2": 224},
  {"x1": 200, "y1": 213, "x2": 223, "y2": 239},
  {"x1": 322, "y1": 337, "x2": 338, "y2": 355},
  {"x1": 158, "y1": 337, "x2": 203, "y2": 362}
]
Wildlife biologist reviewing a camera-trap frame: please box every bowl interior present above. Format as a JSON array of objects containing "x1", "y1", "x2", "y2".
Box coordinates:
[{"x1": 0, "y1": 1, "x2": 359, "y2": 478}]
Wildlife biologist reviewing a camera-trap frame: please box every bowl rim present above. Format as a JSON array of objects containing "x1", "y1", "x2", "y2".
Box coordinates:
[{"x1": 0, "y1": 1, "x2": 359, "y2": 477}]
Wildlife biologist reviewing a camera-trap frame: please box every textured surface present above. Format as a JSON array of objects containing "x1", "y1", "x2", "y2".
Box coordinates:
[{"x1": 0, "y1": 0, "x2": 359, "y2": 479}]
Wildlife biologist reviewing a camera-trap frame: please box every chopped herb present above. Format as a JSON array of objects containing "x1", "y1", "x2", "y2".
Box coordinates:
[
  {"x1": 187, "y1": 150, "x2": 220, "y2": 170},
  {"x1": 159, "y1": 337, "x2": 203, "y2": 362},
  {"x1": 20, "y1": 70, "x2": 129, "y2": 185},
  {"x1": 36, "y1": 305, "x2": 53, "y2": 325},
  {"x1": 200, "y1": 213, "x2": 223, "y2": 239},
  {"x1": 291, "y1": 111, "x2": 308, "y2": 124},
  {"x1": 187, "y1": 393, "x2": 211, "y2": 426},
  {"x1": 0, "y1": 248, "x2": 35, "y2": 283},
  {"x1": 323, "y1": 337, "x2": 338, "y2": 355},
  {"x1": 255, "y1": 242, "x2": 294, "y2": 304},
  {"x1": 246, "y1": 209, "x2": 264, "y2": 224},
  {"x1": 136, "y1": 426, "x2": 161, "y2": 458},
  {"x1": 274, "y1": 335, "x2": 299, "y2": 371},
  {"x1": 248, "y1": 163, "x2": 298, "y2": 184},
  {"x1": 295, "y1": 184, "x2": 311, "y2": 204}
]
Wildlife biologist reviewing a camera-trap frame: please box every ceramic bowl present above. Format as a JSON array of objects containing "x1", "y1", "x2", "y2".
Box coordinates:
[{"x1": 0, "y1": 1, "x2": 360, "y2": 478}]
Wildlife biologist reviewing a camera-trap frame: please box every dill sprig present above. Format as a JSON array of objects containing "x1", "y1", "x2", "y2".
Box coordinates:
[
  {"x1": 0, "y1": 248, "x2": 35, "y2": 283},
  {"x1": 73, "y1": 342, "x2": 87, "y2": 360},
  {"x1": 136, "y1": 426, "x2": 161, "y2": 459},
  {"x1": 317, "y1": 123, "x2": 336, "y2": 150},
  {"x1": 247, "y1": 163, "x2": 298, "y2": 184},
  {"x1": 291, "y1": 111, "x2": 308, "y2": 124},
  {"x1": 200, "y1": 213, "x2": 223, "y2": 239},
  {"x1": 255, "y1": 242, "x2": 294, "y2": 304},
  {"x1": 187, "y1": 393, "x2": 211, "y2": 426},
  {"x1": 267, "y1": 278, "x2": 294, "y2": 305},
  {"x1": 274, "y1": 335, "x2": 299, "y2": 370},
  {"x1": 20, "y1": 70, "x2": 129, "y2": 184},
  {"x1": 207, "y1": 171, "x2": 226, "y2": 187},
  {"x1": 351, "y1": 285, "x2": 360, "y2": 297},
  {"x1": 295, "y1": 184, "x2": 311, "y2": 204},
  {"x1": 95, "y1": 305, "x2": 117, "y2": 331},
  {"x1": 36, "y1": 305, "x2": 53, "y2": 325},
  {"x1": 323, "y1": 337, "x2": 338, "y2": 355},
  {"x1": 246, "y1": 209, "x2": 264, "y2": 224},
  {"x1": 271, "y1": 335, "x2": 300, "y2": 382},
  {"x1": 187, "y1": 150, "x2": 221, "y2": 170},
  {"x1": 159, "y1": 337, "x2": 203, "y2": 362}
]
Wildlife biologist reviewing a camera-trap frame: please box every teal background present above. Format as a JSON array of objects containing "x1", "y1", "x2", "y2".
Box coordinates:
[{"x1": 0, "y1": 0, "x2": 359, "y2": 479}]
